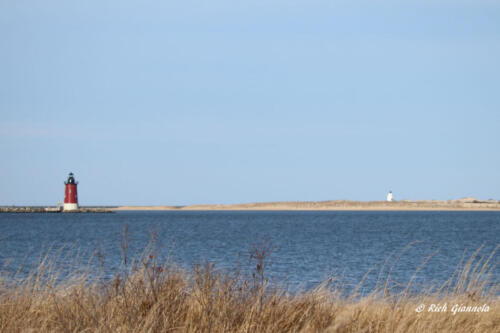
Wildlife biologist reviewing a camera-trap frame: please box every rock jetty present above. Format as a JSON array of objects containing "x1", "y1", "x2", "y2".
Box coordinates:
[{"x1": 0, "y1": 206, "x2": 114, "y2": 213}]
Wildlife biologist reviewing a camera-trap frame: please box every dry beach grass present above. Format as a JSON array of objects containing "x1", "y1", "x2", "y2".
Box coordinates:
[{"x1": 0, "y1": 239, "x2": 498, "y2": 332}]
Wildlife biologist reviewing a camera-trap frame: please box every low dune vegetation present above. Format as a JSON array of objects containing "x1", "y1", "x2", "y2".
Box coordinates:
[{"x1": 0, "y1": 236, "x2": 498, "y2": 332}]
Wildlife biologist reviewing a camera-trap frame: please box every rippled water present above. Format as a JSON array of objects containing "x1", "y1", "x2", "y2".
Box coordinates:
[{"x1": 0, "y1": 211, "x2": 499, "y2": 292}]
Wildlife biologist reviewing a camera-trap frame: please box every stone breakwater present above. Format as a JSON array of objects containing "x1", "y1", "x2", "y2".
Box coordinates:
[{"x1": 0, "y1": 206, "x2": 114, "y2": 213}]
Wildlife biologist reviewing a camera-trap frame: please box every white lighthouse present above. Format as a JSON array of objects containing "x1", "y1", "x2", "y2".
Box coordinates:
[{"x1": 387, "y1": 191, "x2": 394, "y2": 202}]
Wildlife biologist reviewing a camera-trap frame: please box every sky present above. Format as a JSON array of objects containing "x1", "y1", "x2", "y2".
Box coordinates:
[{"x1": 1, "y1": 0, "x2": 499, "y2": 206}]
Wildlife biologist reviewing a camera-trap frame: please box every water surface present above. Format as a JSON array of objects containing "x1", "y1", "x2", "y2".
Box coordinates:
[{"x1": 0, "y1": 211, "x2": 498, "y2": 292}]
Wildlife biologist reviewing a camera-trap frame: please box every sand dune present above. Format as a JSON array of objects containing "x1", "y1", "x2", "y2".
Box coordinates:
[{"x1": 115, "y1": 198, "x2": 500, "y2": 211}]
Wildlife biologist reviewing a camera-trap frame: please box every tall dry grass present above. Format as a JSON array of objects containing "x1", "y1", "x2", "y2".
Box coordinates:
[{"x1": 0, "y1": 238, "x2": 498, "y2": 332}]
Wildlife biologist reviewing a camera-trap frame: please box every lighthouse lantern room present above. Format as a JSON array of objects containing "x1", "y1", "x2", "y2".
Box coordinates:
[{"x1": 64, "y1": 172, "x2": 79, "y2": 211}]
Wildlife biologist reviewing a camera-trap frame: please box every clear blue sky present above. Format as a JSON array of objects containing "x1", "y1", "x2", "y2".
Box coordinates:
[{"x1": 1, "y1": 0, "x2": 499, "y2": 206}]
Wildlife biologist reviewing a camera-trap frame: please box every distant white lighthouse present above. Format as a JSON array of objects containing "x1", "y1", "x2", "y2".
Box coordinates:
[{"x1": 387, "y1": 191, "x2": 393, "y2": 202}]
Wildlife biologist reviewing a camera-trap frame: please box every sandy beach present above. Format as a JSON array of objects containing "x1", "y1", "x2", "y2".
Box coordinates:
[{"x1": 114, "y1": 198, "x2": 500, "y2": 211}]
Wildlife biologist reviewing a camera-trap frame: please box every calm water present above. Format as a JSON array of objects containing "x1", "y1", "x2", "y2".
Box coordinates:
[{"x1": 0, "y1": 211, "x2": 499, "y2": 292}]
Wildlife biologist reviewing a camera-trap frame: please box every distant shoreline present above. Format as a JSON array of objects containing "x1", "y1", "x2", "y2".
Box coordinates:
[
  {"x1": 114, "y1": 199, "x2": 500, "y2": 211},
  {"x1": 3, "y1": 199, "x2": 499, "y2": 213}
]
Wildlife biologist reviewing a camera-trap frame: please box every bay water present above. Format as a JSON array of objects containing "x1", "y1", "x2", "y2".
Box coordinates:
[{"x1": 1, "y1": 211, "x2": 498, "y2": 292}]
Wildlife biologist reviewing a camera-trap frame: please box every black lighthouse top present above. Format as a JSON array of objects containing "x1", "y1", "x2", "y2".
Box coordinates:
[{"x1": 65, "y1": 172, "x2": 77, "y2": 185}]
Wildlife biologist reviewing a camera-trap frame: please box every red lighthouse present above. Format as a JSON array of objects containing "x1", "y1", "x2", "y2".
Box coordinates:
[{"x1": 64, "y1": 172, "x2": 79, "y2": 211}]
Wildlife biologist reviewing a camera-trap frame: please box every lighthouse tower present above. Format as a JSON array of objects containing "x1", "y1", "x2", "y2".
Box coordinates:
[
  {"x1": 64, "y1": 172, "x2": 79, "y2": 211},
  {"x1": 387, "y1": 191, "x2": 394, "y2": 202}
]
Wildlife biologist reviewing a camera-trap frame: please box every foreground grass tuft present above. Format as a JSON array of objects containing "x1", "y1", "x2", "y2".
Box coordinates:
[{"x1": 0, "y1": 243, "x2": 498, "y2": 332}]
